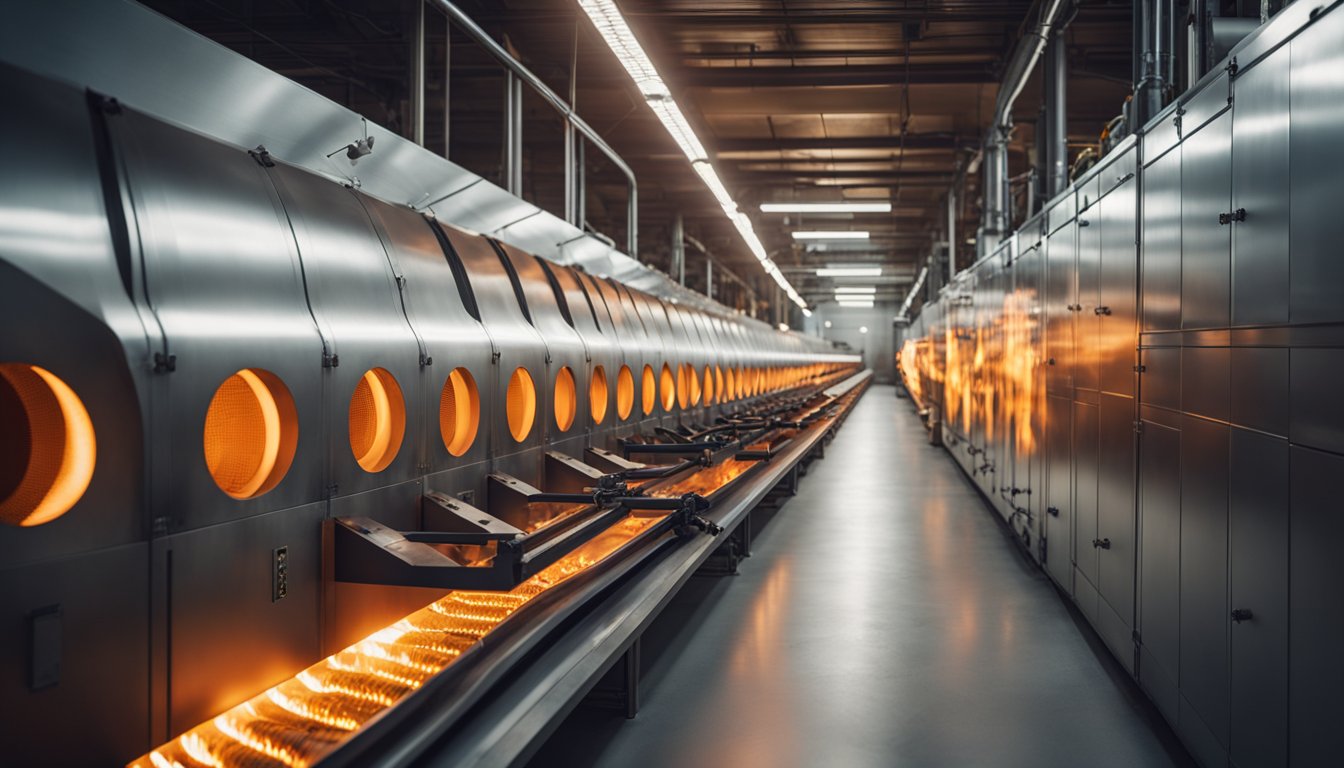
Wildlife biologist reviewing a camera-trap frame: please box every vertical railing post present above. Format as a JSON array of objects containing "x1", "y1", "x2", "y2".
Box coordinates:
[
  {"x1": 411, "y1": 0, "x2": 426, "y2": 146},
  {"x1": 504, "y1": 73, "x2": 523, "y2": 196}
]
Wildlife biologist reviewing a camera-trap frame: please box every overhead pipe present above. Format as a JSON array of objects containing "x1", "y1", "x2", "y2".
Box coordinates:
[
  {"x1": 977, "y1": 0, "x2": 1072, "y2": 256},
  {"x1": 1134, "y1": 0, "x2": 1173, "y2": 128}
]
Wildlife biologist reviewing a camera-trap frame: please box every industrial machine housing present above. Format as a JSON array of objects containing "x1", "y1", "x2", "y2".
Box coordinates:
[
  {"x1": 899, "y1": 4, "x2": 1344, "y2": 766},
  {"x1": 0, "y1": 30, "x2": 863, "y2": 766}
]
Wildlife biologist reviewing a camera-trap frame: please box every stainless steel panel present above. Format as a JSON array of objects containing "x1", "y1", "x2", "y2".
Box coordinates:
[
  {"x1": 1143, "y1": 105, "x2": 1182, "y2": 169},
  {"x1": 1099, "y1": 177, "x2": 1138, "y2": 397},
  {"x1": 1139, "y1": 418, "x2": 1181, "y2": 714},
  {"x1": 1180, "y1": 347, "x2": 1230, "y2": 422},
  {"x1": 1140, "y1": 346, "x2": 1181, "y2": 411},
  {"x1": 1180, "y1": 111, "x2": 1232, "y2": 330},
  {"x1": 1046, "y1": 221, "x2": 1076, "y2": 394},
  {"x1": 1098, "y1": 142, "x2": 1138, "y2": 199},
  {"x1": 110, "y1": 107, "x2": 326, "y2": 531},
  {"x1": 361, "y1": 198, "x2": 496, "y2": 473},
  {"x1": 1075, "y1": 205, "x2": 1101, "y2": 392},
  {"x1": 0, "y1": 64, "x2": 149, "y2": 565},
  {"x1": 1077, "y1": 167, "x2": 1102, "y2": 215},
  {"x1": 1229, "y1": 347, "x2": 1288, "y2": 437},
  {"x1": 1182, "y1": 71, "x2": 1231, "y2": 136},
  {"x1": 1289, "y1": 347, "x2": 1344, "y2": 455},
  {"x1": 1073, "y1": 401, "x2": 1099, "y2": 589},
  {"x1": 1178, "y1": 415, "x2": 1229, "y2": 752},
  {"x1": 1289, "y1": 9, "x2": 1344, "y2": 325},
  {"x1": 1230, "y1": 48, "x2": 1290, "y2": 327},
  {"x1": 1047, "y1": 190, "x2": 1076, "y2": 234},
  {"x1": 1141, "y1": 149, "x2": 1182, "y2": 331},
  {"x1": 439, "y1": 225, "x2": 549, "y2": 476},
  {"x1": 0, "y1": 544, "x2": 150, "y2": 766},
  {"x1": 1289, "y1": 445, "x2": 1344, "y2": 765},
  {"x1": 1097, "y1": 393, "x2": 1135, "y2": 629},
  {"x1": 267, "y1": 163, "x2": 425, "y2": 497},
  {"x1": 161, "y1": 503, "x2": 324, "y2": 736},
  {"x1": 1228, "y1": 428, "x2": 1288, "y2": 768}
]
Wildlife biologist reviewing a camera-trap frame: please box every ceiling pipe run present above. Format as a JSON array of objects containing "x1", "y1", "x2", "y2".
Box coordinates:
[{"x1": 977, "y1": 0, "x2": 1073, "y2": 258}]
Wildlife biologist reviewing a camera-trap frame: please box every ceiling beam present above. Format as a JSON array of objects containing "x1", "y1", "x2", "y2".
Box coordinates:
[
  {"x1": 678, "y1": 63, "x2": 998, "y2": 88},
  {"x1": 715, "y1": 134, "x2": 967, "y2": 153}
]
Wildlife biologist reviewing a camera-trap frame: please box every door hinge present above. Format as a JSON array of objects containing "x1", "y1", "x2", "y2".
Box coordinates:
[
  {"x1": 1133, "y1": 364, "x2": 1146, "y2": 373},
  {"x1": 1226, "y1": 56, "x2": 1239, "y2": 77},
  {"x1": 1134, "y1": 420, "x2": 1145, "y2": 434}
]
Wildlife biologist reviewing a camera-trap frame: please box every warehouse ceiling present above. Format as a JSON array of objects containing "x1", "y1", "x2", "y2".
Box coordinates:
[{"x1": 141, "y1": 0, "x2": 1133, "y2": 316}]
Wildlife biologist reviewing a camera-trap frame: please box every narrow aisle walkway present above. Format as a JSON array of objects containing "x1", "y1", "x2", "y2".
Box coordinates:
[{"x1": 535, "y1": 386, "x2": 1191, "y2": 768}]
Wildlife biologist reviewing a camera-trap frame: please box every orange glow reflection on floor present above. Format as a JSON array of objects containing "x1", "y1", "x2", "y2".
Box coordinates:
[{"x1": 130, "y1": 515, "x2": 661, "y2": 768}]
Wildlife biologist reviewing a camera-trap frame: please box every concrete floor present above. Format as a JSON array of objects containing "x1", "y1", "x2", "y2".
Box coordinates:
[{"x1": 531, "y1": 386, "x2": 1193, "y2": 768}]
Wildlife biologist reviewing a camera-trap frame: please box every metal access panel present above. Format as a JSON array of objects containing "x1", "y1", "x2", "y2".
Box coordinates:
[
  {"x1": 157, "y1": 502, "x2": 325, "y2": 738},
  {"x1": 1289, "y1": 8, "x2": 1344, "y2": 325},
  {"x1": 1045, "y1": 220, "x2": 1076, "y2": 394},
  {"x1": 107, "y1": 106, "x2": 327, "y2": 533},
  {"x1": 1072, "y1": 401, "x2": 1099, "y2": 590},
  {"x1": 266, "y1": 163, "x2": 426, "y2": 499},
  {"x1": 1098, "y1": 173, "x2": 1137, "y2": 397},
  {"x1": 1177, "y1": 415, "x2": 1230, "y2": 759},
  {"x1": 1231, "y1": 45, "x2": 1290, "y2": 327},
  {"x1": 1074, "y1": 203, "x2": 1101, "y2": 392},
  {"x1": 1141, "y1": 148, "x2": 1182, "y2": 332},
  {"x1": 1096, "y1": 393, "x2": 1135, "y2": 643},
  {"x1": 1289, "y1": 347, "x2": 1344, "y2": 456},
  {"x1": 1179, "y1": 111, "x2": 1232, "y2": 330},
  {"x1": 1228, "y1": 428, "x2": 1288, "y2": 768},
  {"x1": 1044, "y1": 394, "x2": 1073, "y2": 590},
  {"x1": 1180, "y1": 346, "x2": 1230, "y2": 423},
  {"x1": 0, "y1": 543, "x2": 149, "y2": 766},
  {"x1": 1289, "y1": 444, "x2": 1344, "y2": 764},
  {"x1": 1229, "y1": 347, "x2": 1289, "y2": 437},
  {"x1": 1138, "y1": 416, "x2": 1181, "y2": 726}
]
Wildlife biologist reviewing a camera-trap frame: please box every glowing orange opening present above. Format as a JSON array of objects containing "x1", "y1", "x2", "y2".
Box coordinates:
[
  {"x1": 660, "y1": 363, "x2": 676, "y2": 412},
  {"x1": 702, "y1": 365, "x2": 714, "y2": 405},
  {"x1": 616, "y1": 365, "x2": 635, "y2": 420},
  {"x1": 204, "y1": 368, "x2": 298, "y2": 500},
  {"x1": 0, "y1": 363, "x2": 96, "y2": 527},
  {"x1": 589, "y1": 365, "x2": 608, "y2": 425},
  {"x1": 439, "y1": 367, "x2": 480, "y2": 457},
  {"x1": 714, "y1": 366, "x2": 724, "y2": 402},
  {"x1": 675, "y1": 363, "x2": 690, "y2": 410},
  {"x1": 507, "y1": 368, "x2": 536, "y2": 442},
  {"x1": 349, "y1": 368, "x2": 406, "y2": 473},
  {"x1": 641, "y1": 365, "x2": 656, "y2": 416},
  {"x1": 554, "y1": 366, "x2": 577, "y2": 432}
]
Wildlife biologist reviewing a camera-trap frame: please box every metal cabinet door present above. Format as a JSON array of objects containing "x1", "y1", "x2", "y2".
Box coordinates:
[
  {"x1": 1073, "y1": 401, "x2": 1100, "y2": 590},
  {"x1": 1046, "y1": 221, "x2": 1076, "y2": 394},
  {"x1": 1075, "y1": 207, "x2": 1101, "y2": 392},
  {"x1": 1179, "y1": 415, "x2": 1230, "y2": 759},
  {"x1": 1231, "y1": 48, "x2": 1290, "y2": 327},
  {"x1": 1142, "y1": 149, "x2": 1182, "y2": 332},
  {"x1": 1099, "y1": 177, "x2": 1138, "y2": 397},
  {"x1": 1180, "y1": 112, "x2": 1232, "y2": 330},
  {"x1": 1139, "y1": 417, "x2": 1181, "y2": 725},
  {"x1": 1289, "y1": 8, "x2": 1344, "y2": 324},
  {"x1": 1045, "y1": 394, "x2": 1073, "y2": 590},
  {"x1": 1289, "y1": 445, "x2": 1344, "y2": 765},
  {"x1": 1229, "y1": 428, "x2": 1288, "y2": 768},
  {"x1": 1097, "y1": 393, "x2": 1136, "y2": 633}
]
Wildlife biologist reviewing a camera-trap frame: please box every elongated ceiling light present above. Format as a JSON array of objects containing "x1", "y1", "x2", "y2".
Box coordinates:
[
  {"x1": 816, "y1": 267, "x2": 882, "y2": 277},
  {"x1": 761, "y1": 202, "x2": 892, "y2": 214},
  {"x1": 792, "y1": 230, "x2": 870, "y2": 240},
  {"x1": 838, "y1": 299, "x2": 875, "y2": 308},
  {"x1": 834, "y1": 286, "x2": 877, "y2": 294},
  {"x1": 578, "y1": 0, "x2": 806, "y2": 309}
]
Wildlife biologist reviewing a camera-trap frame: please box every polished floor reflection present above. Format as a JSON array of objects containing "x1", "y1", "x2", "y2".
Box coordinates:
[{"x1": 533, "y1": 386, "x2": 1192, "y2": 768}]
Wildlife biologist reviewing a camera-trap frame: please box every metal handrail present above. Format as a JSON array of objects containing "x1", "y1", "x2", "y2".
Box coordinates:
[{"x1": 431, "y1": 0, "x2": 638, "y2": 256}]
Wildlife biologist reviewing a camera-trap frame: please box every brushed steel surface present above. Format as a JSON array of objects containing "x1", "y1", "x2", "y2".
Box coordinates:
[
  {"x1": 1179, "y1": 111, "x2": 1232, "y2": 331},
  {"x1": 1099, "y1": 173, "x2": 1138, "y2": 397},
  {"x1": 1178, "y1": 415, "x2": 1230, "y2": 755},
  {"x1": 1228, "y1": 428, "x2": 1288, "y2": 768},
  {"x1": 1289, "y1": 8, "x2": 1344, "y2": 325},
  {"x1": 1288, "y1": 347, "x2": 1344, "y2": 455},
  {"x1": 109, "y1": 106, "x2": 327, "y2": 531},
  {"x1": 1046, "y1": 220, "x2": 1076, "y2": 394},
  {"x1": 1230, "y1": 47, "x2": 1290, "y2": 327},
  {"x1": 1072, "y1": 401, "x2": 1100, "y2": 590},
  {"x1": 1138, "y1": 417, "x2": 1181, "y2": 715},
  {"x1": 1141, "y1": 148, "x2": 1182, "y2": 332}
]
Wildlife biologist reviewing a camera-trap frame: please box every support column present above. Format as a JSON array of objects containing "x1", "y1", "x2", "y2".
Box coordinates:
[
  {"x1": 410, "y1": 0, "x2": 425, "y2": 146},
  {"x1": 1044, "y1": 26, "x2": 1068, "y2": 198}
]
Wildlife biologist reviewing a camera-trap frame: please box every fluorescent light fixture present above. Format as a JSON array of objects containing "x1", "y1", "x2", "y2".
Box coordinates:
[
  {"x1": 760, "y1": 202, "x2": 892, "y2": 214},
  {"x1": 834, "y1": 286, "x2": 877, "y2": 294},
  {"x1": 578, "y1": 0, "x2": 807, "y2": 310},
  {"x1": 838, "y1": 300, "x2": 875, "y2": 308},
  {"x1": 792, "y1": 231, "x2": 870, "y2": 241},
  {"x1": 816, "y1": 267, "x2": 882, "y2": 277}
]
